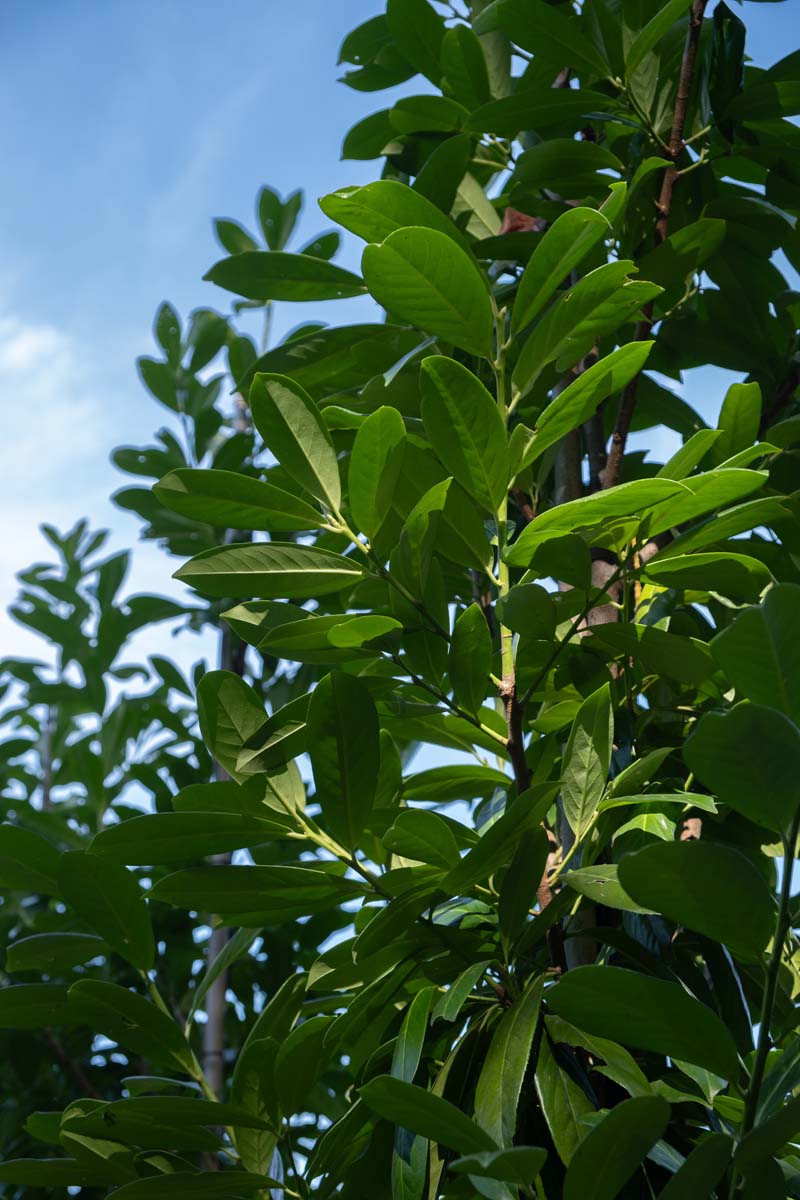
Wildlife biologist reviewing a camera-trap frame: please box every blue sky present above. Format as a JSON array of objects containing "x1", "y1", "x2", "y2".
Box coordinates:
[{"x1": 0, "y1": 0, "x2": 795, "y2": 666}]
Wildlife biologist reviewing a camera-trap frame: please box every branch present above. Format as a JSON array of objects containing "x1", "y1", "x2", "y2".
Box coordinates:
[{"x1": 602, "y1": 0, "x2": 709, "y2": 491}]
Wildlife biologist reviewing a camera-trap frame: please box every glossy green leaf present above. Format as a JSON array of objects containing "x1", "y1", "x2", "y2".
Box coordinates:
[
  {"x1": 588, "y1": 624, "x2": 714, "y2": 687},
  {"x1": 563, "y1": 1096, "x2": 669, "y2": 1200},
  {"x1": 237, "y1": 693, "x2": 310, "y2": 774},
  {"x1": 535, "y1": 1033, "x2": 593, "y2": 1165},
  {"x1": 684, "y1": 702, "x2": 800, "y2": 836},
  {"x1": 546, "y1": 966, "x2": 738, "y2": 1079},
  {"x1": 564, "y1": 865, "x2": 654, "y2": 915},
  {"x1": 69, "y1": 980, "x2": 194, "y2": 1072},
  {"x1": 58, "y1": 852, "x2": 154, "y2": 971},
  {"x1": 711, "y1": 584, "x2": 800, "y2": 721},
  {"x1": 383, "y1": 809, "x2": 461, "y2": 870},
  {"x1": 307, "y1": 671, "x2": 380, "y2": 849},
  {"x1": 658, "y1": 1133, "x2": 733, "y2": 1199},
  {"x1": 362, "y1": 227, "x2": 493, "y2": 357},
  {"x1": 360, "y1": 1075, "x2": 496, "y2": 1154},
  {"x1": 90, "y1": 813, "x2": 272, "y2": 865},
  {"x1": 511, "y1": 207, "x2": 611, "y2": 334},
  {"x1": 149, "y1": 865, "x2": 365, "y2": 922},
  {"x1": 349, "y1": 405, "x2": 406, "y2": 537},
  {"x1": 643, "y1": 552, "x2": 771, "y2": 602},
  {"x1": 392, "y1": 986, "x2": 434, "y2": 1083},
  {"x1": 0, "y1": 824, "x2": 61, "y2": 894},
  {"x1": 449, "y1": 603, "x2": 493, "y2": 715},
  {"x1": 390, "y1": 94, "x2": 468, "y2": 133},
  {"x1": 320, "y1": 180, "x2": 466, "y2": 246},
  {"x1": 657, "y1": 430, "x2": 721, "y2": 480},
  {"x1": 512, "y1": 140, "x2": 623, "y2": 199},
  {"x1": 204, "y1": 250, "x2": 365, "y2": 302},
  {"x1": 175, "y1": 542, "x2": 365, "y2": 599},
  {"x1": 386, "y1": 0, "x2": 445, "y2": 84},
  {"x1": 467, "y1": 88, "x2": 617, "y2": 137},
  {"x1": 197, "y1": 670, "x2": 266, "y2": 781},
  {"x1": 250, "y1": 373, "x2": 341, "y2": 511},
  {"x1": 475, "y1": 974, "x2": 544, "y2": 1146},
  {"x1": 6, "y1": 932, "x2": 107, "y2": 973},
  {"x1": 473, "y1": 0, "x2": 608, "y2": 76},
  {"x1": 736, "y1": 1093, "x2": 800, "y2": 1170},
  {"x1": 0, "y1": 984, "x2": 73, "y2": 1029},
  {"x1": 712, "y1": 381, "x2": 762, "y2": 466},
  {"x1": 421, "y1": 356, "x2": 508, "y2": 512},
  {"x1": 618, "y1": 841, "x2": 775, "y2": 958},
  {"x1": 561, "y1": 684, "x2": 612, "y2": 839},
  {"x1": 440, "y1": 23, "x2": 491, "y2": 108},
  {"x1": 442, "y1": 784, "x2": 557, "y2": 893},
  {"x1": 626, "y1": 0, "x2": 690, "y2": 76},
  {"x1": 154, "y1": 468, "x2": 322, "y2": 531}
]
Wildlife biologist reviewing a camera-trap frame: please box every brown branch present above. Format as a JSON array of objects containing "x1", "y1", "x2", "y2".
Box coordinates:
[{"x1": 602, "y1": 0, "x2": 709, "y2": 491}]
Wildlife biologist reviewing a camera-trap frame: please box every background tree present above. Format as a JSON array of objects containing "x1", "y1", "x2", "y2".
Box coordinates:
[{"x1": 2, "y1": 1, "x2": 800, "y2": 1198}]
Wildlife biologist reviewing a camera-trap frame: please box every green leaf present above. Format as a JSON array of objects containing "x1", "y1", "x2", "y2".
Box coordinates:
[
  {"x1": 390, "y1": 94, "x2": 469, "y2": 133},
  {"x1": 475, "y1": 974, "x2": 544, "y2": 1146},
  {"x1": 588, "y1": 624, "x2": 714, "y2": 687},
  {"x1": 451, "y1": 1147, "x2": 547, "y2": 1186},
  {"x1": 511, "y1": 207, "x2": 611, "y2": 335},
  {"x1": 561, "y1": 684, "x2": 612, "y2": 839},
  {"x1": 512, "y1": 141, "x2": 623, "y2": 200},
  {"x1": 0, "y1": 823, "x2": 60, "y2": 894},
  {"x1": 563, "y1": 865, "x2": 654, "y2": 915},
  {"x1": 420, "y1": 357, "x2": 508, "y2": 512},
  {"x1": 175, "y1": 542, "x2": 365, "y2": 599},
  {"x1": 643, "y1": 552, "x2": 771, "y2": 602},
  {"x1": 658, "y1": 1133, "x2": 733, "y2": 1199},
  {"x1": 149, "y1": 865, "x2": 365, "y2": 922},
  {"x1": 307, "y1": 671, "x2": 380, "y2": 849},
  {"x1": 474, "y1": 0, "x2": 608, "y2": 76},
  {"x1": 321, "y1": 180, "x2": 468, "y2": 249},
  {"x1": 442, "y1": 785, "x2": 558, "y2": 893},
  {"x1": 513, "y1": 261, "x2": 661, "y2": 395},
  {"x1": 403, "y1": 764, "x2": 508, "y2": 803},
  {"x1": 618, "y1": 841, "x2": 775, "y2": 959},
  {"x1": 90, "y1": 813, "x2": 273, "y2": 865},
  {"x1": 187, "y1": 927, "x2": 258, "y2": 1024},
  {"x1": 657, "y1": 430, "x2": 721, "y2": 480},
  {"x1": 274, "y1": 1014, "x2": 331, "y2": 1115},
  {"x1": 250, "y1": 373, "x2": 341, "y2": 511},
  {"x1": 392, "y1": 986, "x2": 434, "y2": 1083},
  {"x1": 58, "y1": 852, "x2": 154, "y2": 971},
  {"x1": 684, "y1": 702, "x2": 800, "y2": 837},
  {"x1": 534, "y1": 1033, "x2": 593, "y2": 1165},
  {"x1": 360, "y1": 1076, "x2": 496, "y2": 1154},
  {"x1": 349, "y1": 406, "x2": 406, "y2": 538},
  {"x1": 69, "y1": 980, "x2": 194, "y2": 1072},
  {"x1": 546, "y1": 966, "x2": 738, "y2": 1079},
  {"x1": 712, "y1": 381, "x2": 762, "y2": 466},
  {"x1": 197, "y1": 670, "x2": 266, "y2": 781},
  {"x1": 386, "y1": 0, "x2": 445, "y2": 84},
  {"x1": 203, "y1": 251, "x2": 365, "y2": 302},
  {"x1": 153, "y1": 468, "x2": 322, "y2": 532},
  {"x1": 563, "y1": 1096, "x2": 669, "y2": 1200},
  {"x1": 521, "y1": 342, "x2": 654, "y2": 466},
  {"x1": 383, "y1": 809, "x2": 461, "y2": 870},
  {"x1": 0, "y1": 1160, "x2": 120, "y2": 1187},
  {"x1": 237, "y1": 693, "x2": 310, "y2": 774},
  {"x1": 107, "y1": 1172, "x2": 276, "y2": 1199},
  {"x1": 711, "y1": 584, "x2": 800, "y2": 722},
  {"x1": 726, "y1": 79, "x2": 800, "y2": 121},
  {"x1": 736, "y1": 1094, "x2": 800, "y2": 1171},
  {"x1": 467, "y1": 88, "x2": 616, "y2": 137},
  {"x1": 6, "y1": 932, "x2": 107, "y2": 973},
  {"x1": 441, "y1": 23, "x2": 491, "y2": 108},
  {"x1": 362, "y1": 227, "x2": 493, "y2": 357},
  {"x1": 626, "y1": 0, "x2": 690, "y2": 77},
  {"x1": 497, "y1": 585, "x2": 556, "y2": 641},
  {"x1": 0, "y1": 984, "x2": 73, "y2": 1029},
  {"x1": 449, "y1": 603, "x2": 493, "y2": 716},
  {"x1": 433, "y1": 961, "x2": 491, "y2": 1023}
]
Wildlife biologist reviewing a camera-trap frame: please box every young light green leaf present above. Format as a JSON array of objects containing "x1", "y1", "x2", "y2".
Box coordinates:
[
  {"x1": 204, "y1": 251, "x2": 366, "y2": 302},
  {"x1": 175, "y1": 542, "x2": 365, "y2": 599},
  {"x1": 547, "y1": 966, "x2": 738, "y2": 1079},
  {"x1": 511, "y1": 207, "x2": 611, "y2": 334},
  {"x1": 58, "y1": 852, "x2": 154, "y2": 971},
  {"x1": 420, "y1": 356, "x2": 508, "y2": 512},
  {"x1": 349, "y1": 405, "x2": 406, "y2": 537},
  {"x1": 475, "y1": 974, "x2": 544, "y2": 1146},
  {"x1": 563, "y1": 1096, "x2": 669, "y2": 1200},
  {"x1": 249, "y1": 373, "x2": 341, "y2": 511},
  {"x1": 307, "y1": 671, "x2": 380, "y2": 849},
  {"x1": 449, "y1": 603, "x2": 493, "y2": 716},
  {"x1": 561, "y1": 684, "x2": 612, "y2": 839},
  {"x1": 154, "y1": 468, "x2": 323, "y2": 531},
  {"x1": 362, "y1": 227, "x2": 493, "y2": 357}
]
